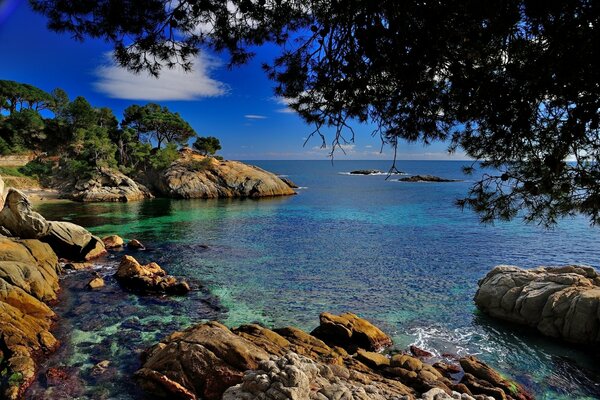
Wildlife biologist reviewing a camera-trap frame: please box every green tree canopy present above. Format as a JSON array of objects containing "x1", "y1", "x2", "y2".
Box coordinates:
[
  {"x1": 0, "y1": 80, "x2": 54, "y2": 114},
  {"x1": 122, "y1": 103, "x2": 196, "y2": 148},
  {"x1": 193, "y1": 136, "x2": 221, "y2": 156},
  {"x1": 30, "y1": 0, "x2": 600, "y2": 225}
]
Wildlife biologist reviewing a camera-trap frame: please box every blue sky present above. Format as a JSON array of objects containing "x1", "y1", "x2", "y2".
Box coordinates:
[{"x1": 0, "y1": 0, "x2": 468, "y2": 160}]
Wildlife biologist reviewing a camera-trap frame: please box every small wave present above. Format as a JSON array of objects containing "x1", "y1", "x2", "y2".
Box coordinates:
[
  {"x1": 338, "y1": 171, "x2": 408, "y2": 176},
  {"x1": 296, "y1": 186, "x2": 309, "y2": 190}
]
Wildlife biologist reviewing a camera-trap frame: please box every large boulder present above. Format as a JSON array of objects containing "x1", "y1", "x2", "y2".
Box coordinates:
[
  {"x1": 114, "y1": 255, "x2": 190, "y2": 294},
  {"x1": 311, "y1": 312, "x2": 393, "y2": 352},
  {"x1": 41, "y1": 221, "x2": 106, "y2": 261},
  {"x1": 151, "y1": 150, "x2": 296, "y2": 199},
  {"x1": 475, "y1": 265, "x2": 600, "y2": 345},
  {"x1": 0, "y1": 188, "x2": 49, "y2": 238},
  {"x1": 0, "y1": 237, "x2": 61, "y2": 400},
  {"x1": 135, "y1": 321, "x2": 270, "y2": 400},
  {"x1": 68, "y1": 168, "x2": 153, "y2": 202}
]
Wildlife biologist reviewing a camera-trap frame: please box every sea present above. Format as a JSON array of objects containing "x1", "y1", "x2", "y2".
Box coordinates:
[{"x1": 26, "y1": 160, "x2": 600, "y2": 399}]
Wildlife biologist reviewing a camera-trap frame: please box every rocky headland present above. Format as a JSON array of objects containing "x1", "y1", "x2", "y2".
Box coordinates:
[
  {"x1": 475, "y1": 265, "x2": 600, "y2": 346},
  {"x1": 135, "y1": 312, "x2": 532, "y2": 400},
  {"x1": 0, "y1": 176, "x2": 106, "y2": 399},
  {"x1": 149, "y1": 149, "x2": 296, "y2": 199}
]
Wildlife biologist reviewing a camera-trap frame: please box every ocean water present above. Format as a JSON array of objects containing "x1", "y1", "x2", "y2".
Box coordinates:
[{"x1": 27, "y1": 160, "x2": 600, "y2": 399}]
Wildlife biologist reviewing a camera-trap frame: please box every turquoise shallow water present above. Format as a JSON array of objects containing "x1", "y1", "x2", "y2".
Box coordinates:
[{"x1": 28, "y1": 160, "x2": 600, "y2": 399}]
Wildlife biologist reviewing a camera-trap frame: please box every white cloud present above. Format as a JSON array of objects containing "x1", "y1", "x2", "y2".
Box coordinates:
[
  {"x1": 93, "y1": 52, "x2": 228, "y2": 101},
  {"x1": 245, "y1": 114, "x2": 267, "y2": 120},
  {"x1": 272, "y1": 96, "x2": 296, "y2": 113}
]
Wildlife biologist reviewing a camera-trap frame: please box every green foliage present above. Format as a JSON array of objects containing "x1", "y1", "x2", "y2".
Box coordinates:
[
  {"x1": 0, "y1": 80, "x2": 53, "y2": 114},
  {"x1": 149, "y1": 143, "x2": 179, "y2": 170},
  {"x1": 0, "y1": 166, "x2": 26, "y2": 177},
  {"x1": 122, "y1": 103, "x2": 196, "y2": 148},
  {"x1": 18, "y1": 159, "x2": 53, "y2": 178},
  {"x1": 184, "y1": 157, "x2": 211, "y2": 172},
  {"x1": 193, "y1": 136, "x2": 221, "y2": 156},
  {"x1": 29, "y1": 0, "x2": 600, "y2": 225}
]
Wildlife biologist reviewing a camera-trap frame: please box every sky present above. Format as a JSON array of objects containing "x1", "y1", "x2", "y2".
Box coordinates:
[{"x1": 0, "y1": 0, "x2": 469, "y2": 161}]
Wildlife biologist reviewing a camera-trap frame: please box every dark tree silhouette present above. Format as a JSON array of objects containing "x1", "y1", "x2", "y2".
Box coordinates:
[
  {"x1": 193, "y1": 136, "x2": 221, "y2": 155},
  {"x1": 29, "y1": 0, "x2": 600, "y2": 225}
]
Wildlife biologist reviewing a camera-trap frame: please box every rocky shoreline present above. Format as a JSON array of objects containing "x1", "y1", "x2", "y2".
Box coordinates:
[{"x1": 134, "y1": 312, "x2": 532, "y2": 400}]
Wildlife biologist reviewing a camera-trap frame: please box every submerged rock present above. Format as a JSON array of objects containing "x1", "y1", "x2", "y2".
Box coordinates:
[
  {"x1": 151, "y1": 149, "x2": 296, "y2": 199},
  {"x1": 398, "y1": 175, "x2": 460, "y2": 182},
  {"x1": 475, "y1": 264, "x2": 600, "y2": 345},
  {"x1": 114, "y1": 255, "x2": 190, "y2": 294},
  {"x1": 136, "y1": 313, "x2": 527, "y2": 400},
  {"x1": 311, "y1": 312, "x2": 393, "y2": 352},
  {"x1": 68, "y1": 168, "x2": 153, "y2": 202}
]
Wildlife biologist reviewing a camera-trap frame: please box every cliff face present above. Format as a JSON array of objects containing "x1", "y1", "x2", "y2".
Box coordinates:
[{"x1": 151, "y1": 150, "x2": 296, "y2": 199}]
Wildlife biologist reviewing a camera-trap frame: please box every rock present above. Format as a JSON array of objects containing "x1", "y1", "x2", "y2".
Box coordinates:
[
  {"x1": 355, "y1": 349, "x2": 390, "y2": 369},
  {"x1": 68, "y1": 168, "x2": 153, "y2": 202},
  {"x1": 127, "y1": 239, "x2": 145, "y2": 249},
  {"x1": 349, "y1": 169, "x2": 383, "y2": 175},
  {"x1": 114, "y1": 255, "x2": 190, "y2": 295},
  {"x1": 0, "y1": 188, "x2": 49, "y2": 238},
  {"x1": 0, "y1": 237, "x2": 60, "y2": 400},
  {"x1": 152, "y1": 150, "x2": 296, "y2": 199},
  {"x1": 459, "y1": 356, "x2": 532, "y2": 400},
  {"x1": 398, "y1": 175, "x2": 460, "y2": 182},
  {"x1": 136, "y1": 315, "x2": 529, "y2": 400},
  {"x1": 63, "y1": 262, "x2": 92, "y2": 271},
  {"x1": 135, "y1": 321, "x2": 270, "y2": 400},
  {"x1": 91, "y1": 360, "x2": 111, "y2": 376},
  {"x1": 102, "y1": 234, "x2": 124, "y2": 249},
  {"x1": 410, "y1": 345, "x2": 434, "y2": 359},
  {"x1": 0, "y1": 175, "x2": 5, "y2": 209},
  {"x1": 280, "y1": 176, "x2": 299, "y2": 188},
  {"x1": 41, "y1": 221, "x2": 106, "y2": 261},
  {"x1": 311, "y1": 312, "x2": 393, "y2": 352},
  {"x1": 86, "y1": 275, "x2": 104, "y2": 289},
  {"x1": 223, "y1": 352, "x2": 398, "y2": 400},
  {"x1": 474, "y1": 264, "x2": 600, "y2": 344}
]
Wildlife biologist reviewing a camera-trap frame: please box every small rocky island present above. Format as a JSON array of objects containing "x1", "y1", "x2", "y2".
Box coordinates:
[{"x1": 398, "y1": 175, "x2": 461, "y2": 183}]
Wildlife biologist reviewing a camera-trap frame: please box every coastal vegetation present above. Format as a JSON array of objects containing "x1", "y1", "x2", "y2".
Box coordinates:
[{"x1": 0, "y1": 79, "x2": 220, "y2": 181}]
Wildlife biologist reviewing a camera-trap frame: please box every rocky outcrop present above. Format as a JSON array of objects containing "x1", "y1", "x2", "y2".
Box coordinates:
[
  {"x1": 68, "y1": 168, "x2": 153, "y2": 202},
  {"x1": 102, "y1": 234, "x2": 124, "y2": 249},
  {"x1": 280, "y1": 177, "x2": 299, "y2": 188},
  {"x1": 0, "y1": 188, "x2": 105, "y2": 261},
  {"x1": 311, "y1": 312, "x2": 393, "y2": 352},
  {"x1": 152, "y1": 150, "x2": 296, "y2": 199},
  {"x1": 114, "y1": 255, "x2": 190, "y2": 294},
  {"x1": 0, "y1": 237, "x2": 60, "y2": 400},
  {"x1": 398, "y1": 175, "x2": 460, "y2": 183},
  {"x1": 135, "y1": 313, "x2": 531, "y2": 400},
  {"x1": 475, "y1": 265, "x2": 600, "y2": 345}
]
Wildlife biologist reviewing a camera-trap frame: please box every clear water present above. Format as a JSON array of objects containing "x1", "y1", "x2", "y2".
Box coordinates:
[{"x1": 27, "y1": 160, "x2": 600, "y2": 399}]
